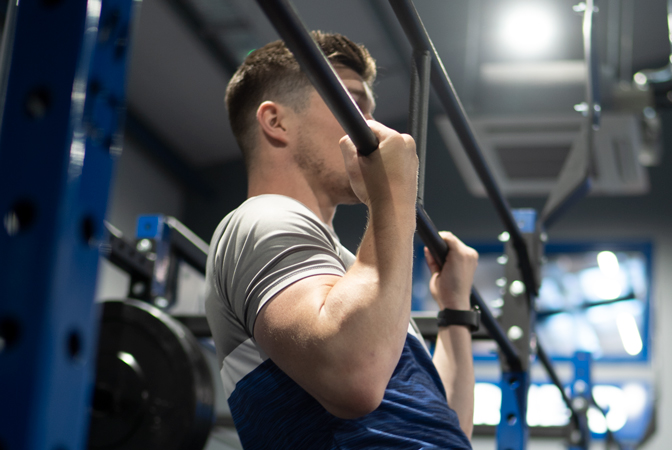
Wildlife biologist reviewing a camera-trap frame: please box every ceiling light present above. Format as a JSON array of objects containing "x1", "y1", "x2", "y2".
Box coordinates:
[
  {"x1": 500, "y1": 5, "x2": 556, "y2": 57},
  {"x1": 597, "y1": 251, "x2": 620, "y2": 276},
  {"x1": 616, "y1": 312, "x2": 643, "y2": 356}
]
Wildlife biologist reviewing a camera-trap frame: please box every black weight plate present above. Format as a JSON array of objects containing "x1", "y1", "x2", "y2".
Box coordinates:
[{"x1": 89, "y1": 299, "x2": 214, "y2": 450}]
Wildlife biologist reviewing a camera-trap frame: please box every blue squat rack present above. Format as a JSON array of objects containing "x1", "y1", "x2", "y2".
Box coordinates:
[
  {"x1": 0, "y1": 0, "x2": 606, "y2": 449},
  {"x1": 0, "y1": 0, "x2": 136, "y2": 449}
]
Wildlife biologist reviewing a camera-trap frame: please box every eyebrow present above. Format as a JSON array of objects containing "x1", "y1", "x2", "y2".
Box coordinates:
[{"x1": 348, "y1": 88, "x2": 376, "y2": 113}]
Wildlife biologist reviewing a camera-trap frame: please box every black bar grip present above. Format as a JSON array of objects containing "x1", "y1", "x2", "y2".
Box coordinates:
[
  {"x1": 256, "y1": 0, "x2": 379, "y2": 155},
  {"x1": 536, "y1": 340, "x2": 581, "y2": 431},
  {"x1": 409, "y1": 49, "x2": 431, "y2": 206},
  {"x1": 415, "y1": 204, "x2": 448, "y2": 268},
  {"x1": 416, "y1": 205, "x2": 523, "y2": 370},
  {"x1": 471, "y1": 289, "x2": 522, "y2": 371}
]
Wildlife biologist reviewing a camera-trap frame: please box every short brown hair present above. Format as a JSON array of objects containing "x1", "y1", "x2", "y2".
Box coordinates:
[{"x1": 225, "y1": 31, "x2": 376, "y2": 167}]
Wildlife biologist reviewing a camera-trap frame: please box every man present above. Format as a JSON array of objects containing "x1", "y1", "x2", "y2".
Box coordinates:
[{"x1": 204, "y1": 32, "x2": 478, "y2": 449}]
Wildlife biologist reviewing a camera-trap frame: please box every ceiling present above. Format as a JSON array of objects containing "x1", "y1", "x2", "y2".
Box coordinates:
[{"x1": 124, "y1": 0, "x2": 671, "y2": 168}]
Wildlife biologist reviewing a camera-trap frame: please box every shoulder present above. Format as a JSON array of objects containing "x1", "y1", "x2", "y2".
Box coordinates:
[
  {"x1": 218, "y1": 195, "x2": 334, "y2": 246},
  {"x1": 235, "y1": 194, "x2": 317, "y2": 223}
]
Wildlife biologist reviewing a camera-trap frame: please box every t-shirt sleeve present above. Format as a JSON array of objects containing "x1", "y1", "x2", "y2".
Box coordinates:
[{"x1": 213, "y1": 197, "x2": 348, "y2": 336}]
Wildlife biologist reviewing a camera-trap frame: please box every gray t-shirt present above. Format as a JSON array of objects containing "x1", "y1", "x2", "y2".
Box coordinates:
[
  {"x1": 204, "y1": 194, "x2": 471, "y2": 449},
  {"x1": 204, "y1": 194, "x2": 355, "y2": 397}
]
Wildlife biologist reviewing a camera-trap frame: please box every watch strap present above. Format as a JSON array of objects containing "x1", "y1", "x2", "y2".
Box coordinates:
[{"x1": 437, "y1": 307, "x2": 480, "y2": 332}]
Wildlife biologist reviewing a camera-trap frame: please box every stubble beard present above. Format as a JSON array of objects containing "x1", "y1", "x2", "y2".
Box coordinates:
[{"x1": 294, "y1": 137, "x2": 360, "y2": 205}]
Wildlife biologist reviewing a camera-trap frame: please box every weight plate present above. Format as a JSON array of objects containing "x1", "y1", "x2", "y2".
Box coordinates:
[{"x1": 88, "y1": 299, "x2": 214, "y2": 450}]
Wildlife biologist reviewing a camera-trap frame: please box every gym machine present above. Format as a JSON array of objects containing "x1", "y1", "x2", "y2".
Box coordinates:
[{"x1": 93, "y1": 217, "x2": 215, "y2": 449}]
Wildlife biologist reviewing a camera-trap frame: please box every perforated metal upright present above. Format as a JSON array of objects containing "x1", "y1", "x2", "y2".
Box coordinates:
[
  {"x1": 568, "y1": 351, "x2": 592, "y2": 450},
  {"x1": 496, "y1": 209, "x2": 543, "y2": 450},
  {"x1": 0, "y1": 0, "x2": 136, "y2": 448}
]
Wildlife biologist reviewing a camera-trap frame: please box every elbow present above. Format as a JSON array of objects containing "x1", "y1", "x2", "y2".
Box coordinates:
[
  {"x1": 320, "y1": 375, "x2": 387, "y2": 419},
  {"x1": 460, "y1": 417, "x2": 473, "y2": 440}
]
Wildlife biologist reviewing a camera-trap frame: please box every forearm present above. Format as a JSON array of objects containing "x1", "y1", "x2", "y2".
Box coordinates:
[
  {"x1": 318, "y1": 201, "x2": 416, "y2": 383},
  {"x1": 255, "y1": 122, "x2": 420, "y2": 418},
  {"x1": 433, "y1": 326, "x2": 475, "y2": 438}
]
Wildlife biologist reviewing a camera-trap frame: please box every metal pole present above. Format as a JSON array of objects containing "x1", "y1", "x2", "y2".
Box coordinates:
[
  {"x1": 415, "y1": 206, "x2": 522, "y2": 371},
  {"x1": 536, "y1": 340, "x2": 582, "y2": 433},
  {"x1": 409, "y1": 49, "x2": 431, "y2": 206},
  {"x1": 387, "y1": 0, "x2": 538, "y2": 301},
  {"x1": 583, "y1": 0, "x2": 601, "y2": 131},
  {"x1": 255, "y1": 0, "x2": 378, "y2": 155},
  {"x1": 0, "y1": 0, "x2": 137, "y2": 448}
]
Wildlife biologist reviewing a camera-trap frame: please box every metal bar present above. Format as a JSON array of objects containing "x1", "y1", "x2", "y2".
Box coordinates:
[
  {"x1": 409, "y1": 49, "x2": 431, "y2": 206},
  {"x1": 0, "y1": 0, "x2": 136, "y2": 448},
  {"x1": 619, "y1": 0, "x2": 634, "y2": 83},
  {"x1": 471, "y1": 288, "x2": 522, "y2": 371},
  {"x1": 416, "y1": 205, "x2": 522, "y2": 371},
  {"x1": 540, "y1": 1, "x2": 599, "y2": 228},
  {"x1": 166, "y1": 216, "x2": 209, "y2": 274},
  {"x1": 0, "y1": 0, "x2": 18, "y2": 127},
  {"x1": 103, "y1": 222, "x2": 154, "y2": 280},
  {"x1": 606, "y1": 0, "x2": 621, "y2": 75},
  {"x1": 134, "y1": 215, "x2": 208, "y2": 308},
  {"x1": 255, "y1": 0, "x2": 379, "y2": 155},
  {"x1": 497, "y1": 371, "x2": 530, "y2": 450},
  {"x1": 568, "y1": 351, "x2": 592, "y2": 450},
  {"x1": 539, "y1": 128, "x2": 592, "y2": 229},
  {"x1": 536, "y1": 340, "x2": 582, "y2": 432},
  {"x1": 387, "y1": 0, "x2": 538, "y2": 300},
  {"x1": 462, "y1": 0, "x2": 482, "y2": 112},
  {"x1": 583, "y1": 0, "x2": 601, "y2": 130},
  {"x1": 363, "y1": 0, "x2": 411, "y2": 74}
]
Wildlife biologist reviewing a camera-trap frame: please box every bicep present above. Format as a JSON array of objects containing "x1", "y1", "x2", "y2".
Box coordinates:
[{"x1": 253, "y1": 274, "x2": 341, "y2": 394}]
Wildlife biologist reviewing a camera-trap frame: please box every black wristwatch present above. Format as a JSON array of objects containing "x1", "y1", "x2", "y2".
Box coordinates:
[{"x1": 437, "y1": 307, "x2": 480, "y2": 332}]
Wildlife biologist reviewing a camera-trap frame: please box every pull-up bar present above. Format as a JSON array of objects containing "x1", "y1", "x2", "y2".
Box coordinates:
[
  {"x1": 255, "y1": 0, "x2": 378, "y2": 155},
  {"x1": 255, "y1": 0, "x2": 523, "y2": 370},
  {"x1": 387, "y1": 0, "x2": 537, "y2": 302}
]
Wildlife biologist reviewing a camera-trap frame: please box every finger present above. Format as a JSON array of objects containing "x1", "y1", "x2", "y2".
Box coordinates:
[
  {"x1": 401, "y1": 133, "x2": 415, "y2": 148},
  {"x1": 439, "y1": 231, "x2": 466, "y2": 253},
  {"x1": 365, "y1": 120, "x2": 396, "y2": 141},
  {"x1": 438, "y1": 231, "x2": 479, "y2": 262},
  {"x1": 424, "y1": 246, "x2": 439, "y2": 274},
  {"x1": 339, "y1": 134, "x2": 361, "y2": 171},
  {"x1": 366, "y1": 121, "x2": 417, "y2": 154},
  {"x1": 339, "y1": 133, "x2": 357, "y2": 153}
]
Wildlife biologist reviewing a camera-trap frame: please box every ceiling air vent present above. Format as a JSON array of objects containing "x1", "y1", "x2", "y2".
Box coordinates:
[{"x1": 436, "y1": 114, "x2": 650, "y2": 197}]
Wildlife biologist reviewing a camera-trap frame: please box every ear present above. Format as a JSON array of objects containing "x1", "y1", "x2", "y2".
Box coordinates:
[{"x1": 256, "y1": 101, "x2": 290, "y2": 147}]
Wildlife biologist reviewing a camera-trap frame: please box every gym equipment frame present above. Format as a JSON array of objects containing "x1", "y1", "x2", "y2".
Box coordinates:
[{"x1": 0, "y1": 0, "x2": 137, "y2": 449}]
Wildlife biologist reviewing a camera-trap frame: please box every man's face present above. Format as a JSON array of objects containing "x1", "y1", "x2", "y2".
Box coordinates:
[{"x1": 292, "y1": 67, "x2": 376, "y2": 205}]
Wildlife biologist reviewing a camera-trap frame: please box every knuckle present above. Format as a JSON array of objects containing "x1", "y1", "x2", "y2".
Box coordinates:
[{"x1": 387, "y1": 132, "x2": 405, "y2": 147}]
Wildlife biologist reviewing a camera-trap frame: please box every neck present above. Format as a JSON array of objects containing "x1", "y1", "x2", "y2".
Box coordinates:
[{"x1": 247, "y1": 166, "x2": 338, "y2": 228}]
